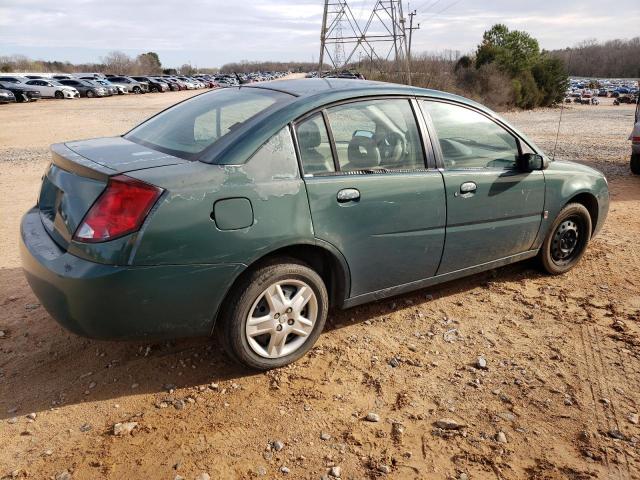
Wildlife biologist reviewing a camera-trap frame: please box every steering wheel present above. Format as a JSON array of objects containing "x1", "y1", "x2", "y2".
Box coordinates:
[{"x1": 377, "y1": 131, "x2": 404, "y2": 164}]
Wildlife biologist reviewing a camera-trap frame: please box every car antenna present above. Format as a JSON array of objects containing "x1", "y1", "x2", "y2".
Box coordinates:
[
  {"x1": 552, "y1": 100, "x2": 565, "y2": 162},
  {"x1": 552, "y1": 50, "x2": 573, "y2": 162}
]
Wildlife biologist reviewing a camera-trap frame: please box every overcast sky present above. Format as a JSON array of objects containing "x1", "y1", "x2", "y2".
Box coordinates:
[{"x1": 1, "y1": 0, "x2": 639, "y2": 68}]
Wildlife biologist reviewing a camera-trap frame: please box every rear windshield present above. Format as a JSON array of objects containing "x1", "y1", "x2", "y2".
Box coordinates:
[{"x1": 125, "y1": 87, "x2": 292, "y2": 161}]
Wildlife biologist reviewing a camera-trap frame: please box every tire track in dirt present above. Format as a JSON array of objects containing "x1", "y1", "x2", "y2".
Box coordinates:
[{"x1": 579, "y1": 240, "x2": 632, "y2": 479}]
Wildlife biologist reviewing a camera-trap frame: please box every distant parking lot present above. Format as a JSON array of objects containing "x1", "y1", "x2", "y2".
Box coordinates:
[{"x1": 0, "y1": 83, "x2": 639, "y2": 479}]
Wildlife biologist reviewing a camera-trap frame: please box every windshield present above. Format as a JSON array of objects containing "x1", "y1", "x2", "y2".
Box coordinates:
[{"x1": 125, "y1": 87, "x2": 292, "y2": 161}]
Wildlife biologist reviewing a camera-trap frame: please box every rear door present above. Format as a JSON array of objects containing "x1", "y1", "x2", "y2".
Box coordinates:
[
  {"x1": 296, "y1": 98, "x2": 446, "y2": 298},
  {"x1": 419, "y1": 99, "x2": 545, "y2": 274}
]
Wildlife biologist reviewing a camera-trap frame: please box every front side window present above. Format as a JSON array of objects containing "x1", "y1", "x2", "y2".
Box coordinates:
[
  {"x1": 326, "y1": 99, "x2": 424, "y2": 171},
  {"x1": 296, "y1": 114, "x2": 335, "y2": 175},
  {"x1": 422, "y1": 101, "x2": 519, "y2": 169},
  {"x1": 126, "y1": 88, "x2": 292, "y2": 160}
]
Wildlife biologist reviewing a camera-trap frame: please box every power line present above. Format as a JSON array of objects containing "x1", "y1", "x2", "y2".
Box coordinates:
[
  {"x1": 418, "y1": 0, "x2": 464, "y2": 20},
  {"x1": 413, "y1": 0, "x2": 443, "y2": 13}
]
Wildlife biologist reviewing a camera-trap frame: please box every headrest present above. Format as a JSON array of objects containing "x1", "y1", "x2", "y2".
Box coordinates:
[
  {"x1": 298, "y1": 120, "x2": 322, "y2": 149},
  {"x1": 348, "y1": 136, "x2": 380, "y2": 169}
]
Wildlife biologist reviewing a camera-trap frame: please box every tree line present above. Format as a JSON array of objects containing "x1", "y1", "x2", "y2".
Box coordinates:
[
  {"x1": 550, "y1": 37, "x2": 640, "y2": 78},
  {"x1": 0, "y1": 51, "x2": 164, "y2": 75}
]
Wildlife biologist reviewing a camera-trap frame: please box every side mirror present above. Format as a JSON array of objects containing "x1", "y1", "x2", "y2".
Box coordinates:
[{"x1": 519, "y1": 153, "x2": 549, "y2": 171}]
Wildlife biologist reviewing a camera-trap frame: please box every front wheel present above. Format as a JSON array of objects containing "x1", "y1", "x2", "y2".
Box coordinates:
[
  {"x1": 54, "y1": 91, "x2": 64, "y2": 99},
  {"x1": 133, "y1": 86, "x2": 141, "y2": 94},
  {"x1": 219, "y1": 260, "x2": 328, "y2": 370},
  {"x1": 539, "y1": 203, "x2": 592, "y2": 275},
  {"x1": 631, "y1": 154, "x2": 640, "y2": 175}
]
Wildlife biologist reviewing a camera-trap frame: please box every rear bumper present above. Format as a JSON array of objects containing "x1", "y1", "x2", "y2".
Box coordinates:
[{"x1": 20, "y1": 208, "x2": 243, "y2": 340}]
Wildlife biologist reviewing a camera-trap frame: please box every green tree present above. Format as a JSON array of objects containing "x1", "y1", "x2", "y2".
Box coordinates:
[
  {"x1": 454, "y1": 55, "x2": 473, "y2": 72},
  {"x1": 531, "y1": 55, "x2": 569, "y2": 106},
  {"x1": 475, "y1": 24, "x2": 568, "y2": 108},
  {"x1": 512, "y1": 71, "x2": 542, "y2": 109},
  {"x1": 476, "y1": 24, "x2": 540, "y2": 75}
]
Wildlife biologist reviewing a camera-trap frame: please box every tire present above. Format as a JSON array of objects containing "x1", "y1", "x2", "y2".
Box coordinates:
[
  {"x1": 631, "y1": 154, "x2": 640, "y2": 175},
  {"x1": 218, "y1": 259, "x2": 329, "y2": 370},
  {"x1": 86, "y1": 90, "x2": 95, "y2": 98},
  {"x1": 54, "y1": 91, "x2": 64, "y2": 99},
  {"x1": 539, "y1": 203, "x2": 592, "y2": 275},
  {"x1": 151, "y1": 87, "x2": 158, "y2": 93},
  {"x1": 133, "y1": 86, "x2": 141, "y2": 94}
]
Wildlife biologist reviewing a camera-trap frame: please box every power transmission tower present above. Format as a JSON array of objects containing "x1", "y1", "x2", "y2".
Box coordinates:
[
  {"x1": 319, "y1": 0, "x2": 411, "y2": 81},
  {"x1": 319, "y1": 0, "x2": 365, "y2": 73}
]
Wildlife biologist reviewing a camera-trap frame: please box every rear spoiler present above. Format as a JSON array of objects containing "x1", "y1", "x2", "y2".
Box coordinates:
[{"x1": 51, "y1": 143, "x2": 113, "y2": 181}]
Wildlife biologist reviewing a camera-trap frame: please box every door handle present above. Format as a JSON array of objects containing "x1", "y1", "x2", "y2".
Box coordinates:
[
  {"x1": 337, "y1": 188, "x2": 360, "y2": 203},
  {"x1": 459, "y1": 182, "x2": 477, "y2": 194}
]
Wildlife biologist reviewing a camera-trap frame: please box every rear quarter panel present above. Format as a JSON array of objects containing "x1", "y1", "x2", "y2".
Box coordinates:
[{"x1": 127, "y1": 127, "x2": 315, "y2": 267}]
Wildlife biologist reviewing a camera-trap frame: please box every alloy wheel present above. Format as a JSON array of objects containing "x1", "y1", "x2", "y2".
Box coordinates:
[{"x1": 245, "y1": 279, "x2": 318, "y2": 359}]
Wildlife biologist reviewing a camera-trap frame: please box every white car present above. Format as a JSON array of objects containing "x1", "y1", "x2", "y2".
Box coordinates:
[
  {"x1": 176, "y1": 77, "x2": 197, "y2": 89},
  {"x1": 24, "y1": 79, "x2": 80, "y2": 99}
]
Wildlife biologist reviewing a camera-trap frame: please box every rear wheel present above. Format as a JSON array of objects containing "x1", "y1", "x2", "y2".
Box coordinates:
[
  {"x1": 54, "y1": 91, "x2": 64, "y2": 99},
  {"x1": 539, "y1": 203, "x2": 592, "y2": 275},
  {"x1": 631, "y1": 154, "x2": 640, "y2": 175},
  {"x1": 219, "y1": 260, "x2": 328, "y2": 370},
  {"x1": 133, "y1": 86, "x2": 141, "y2": 94},
  {"x1": 86, "y1": 90, "x2": 95, "y2": 98}
]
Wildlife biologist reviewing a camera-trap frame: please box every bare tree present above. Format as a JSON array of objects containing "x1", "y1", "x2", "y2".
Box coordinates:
[
  {"x1": 101, "y1": 51, "x2": 135, "y2": 75},
  {"x1": 552, "y1": 37, "x2": 640, "y2": 78}
]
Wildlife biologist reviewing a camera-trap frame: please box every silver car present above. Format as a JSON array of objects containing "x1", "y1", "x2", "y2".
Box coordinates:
[{"x1": 107, "y1": 76, "x2": 148, "y2": 94}]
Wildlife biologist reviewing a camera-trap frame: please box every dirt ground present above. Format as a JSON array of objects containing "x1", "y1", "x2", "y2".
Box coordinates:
[{"x1": 0, "y1": 89, "x2": 639, "y2": 480}]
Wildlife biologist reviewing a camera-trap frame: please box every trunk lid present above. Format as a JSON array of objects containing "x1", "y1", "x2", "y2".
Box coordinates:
[
  {"x1": 38, "y1": 138, "x2": 186, "y2": 250},
  {"x1": 65, "y1": 136, "x2": 187, "y2": 172}
]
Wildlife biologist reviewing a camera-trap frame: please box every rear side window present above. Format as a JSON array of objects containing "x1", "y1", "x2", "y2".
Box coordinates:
[
  {"x1": 326, "y1": 99, "x2": 424, "y2": 171},
  {"x1": 422, "y1": 101, "x2": 519, "y2": 170},
  {"x1": 125, "y1": 88, "x2": 292, "y2": 160},
  {"x1": 296, "y1": 114, "x2": 335, "y2": 175}
]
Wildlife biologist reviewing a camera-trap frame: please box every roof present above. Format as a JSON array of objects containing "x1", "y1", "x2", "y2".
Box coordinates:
[{"x1": 249, "y1": 77, "x2": 460, "y2": 101}]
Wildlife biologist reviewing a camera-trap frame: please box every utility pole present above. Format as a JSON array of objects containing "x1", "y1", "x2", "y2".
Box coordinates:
[{"x1": 406, "y1": 9, "x2": 419, "y2": 85}]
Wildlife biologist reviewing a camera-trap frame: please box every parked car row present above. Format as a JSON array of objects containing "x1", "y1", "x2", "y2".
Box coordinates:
[
  {"x1": 567, "y1": 77, "x2": 639, "y2": 102},
  {"x1": 0, "y1": 71, "x2": 292, "y2": 104},
  {"x1": 306, "y1": 70, "x2": 366, "y2": 80}
]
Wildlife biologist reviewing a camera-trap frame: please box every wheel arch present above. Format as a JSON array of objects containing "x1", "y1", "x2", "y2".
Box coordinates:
[
  {"x1": 210, "y1": 241, "x2": 351, "y2": 335},
  {"x1": 566, "y1": 191, "x2": 599, "y2": 233}
]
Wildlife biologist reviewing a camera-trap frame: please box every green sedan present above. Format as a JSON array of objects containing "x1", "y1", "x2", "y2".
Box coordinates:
[{"x1": 20, "y1": 79, "x2": 609, "y2": 369}]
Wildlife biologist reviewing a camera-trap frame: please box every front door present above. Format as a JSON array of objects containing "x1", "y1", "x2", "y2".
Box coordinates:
[
  {"x1": 295, "y1": 98, "x2": 446, "y2": 298},
  {"x1": 420, "y1": 100, "x2": 545, "y2": 274}
]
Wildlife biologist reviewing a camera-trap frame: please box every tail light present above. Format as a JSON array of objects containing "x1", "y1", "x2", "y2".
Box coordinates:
[
  {"x1": 632, "y1": 136, "x2": 640, "y2": 145},
  {"x1": 74, "y1": 175, "x2": 163, "y2": 243}
]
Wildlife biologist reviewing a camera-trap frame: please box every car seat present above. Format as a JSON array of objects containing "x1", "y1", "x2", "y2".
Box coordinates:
[
  {"x1": 347, "y1": 136, "x2": 381, "y2": 170},
  {"x1": 298, "y1": 120, "x2": 333, "y2": 173}
]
